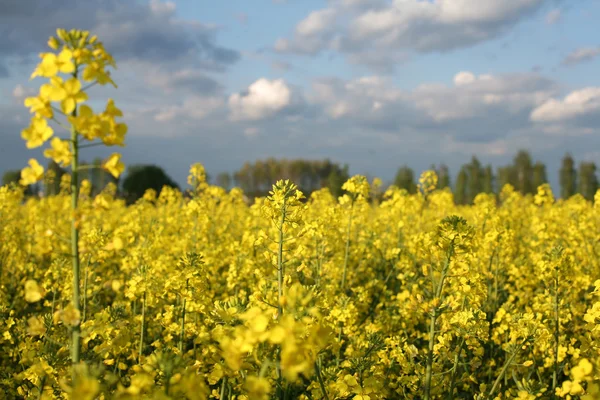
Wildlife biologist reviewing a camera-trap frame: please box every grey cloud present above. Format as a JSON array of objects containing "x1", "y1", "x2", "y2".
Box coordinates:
[
  {"x1": 562, "y1": 47, "x2": 600, "y2": 66},
  {"x1": 0, "y1": 0, "x2": 239, "y2": 70}
]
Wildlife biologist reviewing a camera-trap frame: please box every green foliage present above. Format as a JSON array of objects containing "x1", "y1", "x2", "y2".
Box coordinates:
[
  {"x1": 394, "y1": 165, "x2": 416, "y2": 194},
  {"x1": 560, "y1": 153, "x2": 577, "y2": 200},
  {"x1": 122, "y1": 164, "x2": 179, "y2": 204}
]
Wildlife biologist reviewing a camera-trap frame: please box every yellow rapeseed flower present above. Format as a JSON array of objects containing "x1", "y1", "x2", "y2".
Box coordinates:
[
  {"x1": 102, "y1": 153, "x2": 125, "y2": 178},
  {"x1": 20, "y1": 158, "x2": 44, "y2": 185}
]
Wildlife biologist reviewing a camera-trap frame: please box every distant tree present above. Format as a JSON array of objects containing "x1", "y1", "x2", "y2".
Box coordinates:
[
  {"x1": 44, "y1": 160, "x2": 66, "y2": 196},
  {"x1": 233, "y1": 158, "x2": 349, "y2": 198},
  {"x1": 394, "y1": 166, "x2": 416, "y2": 194},
  {"x1": 327, "y1": 164, "x2": 349, "y2": 198},
  {"x1": 578, "y1": 161, "x2": 598, "y2": 201},
  {"x1": 532, "y1": 161, "x2": 548, "y2": 190},
  {"x1": 216, "y1": 172, "x2": 232, "y2": 190},
  {"x1": 513, "y1": 150, "x2": 534, "y2": 195},
  {"x1": 466, "y1": 156, "x2": 484, "y2": 204},
  {"x1": 559, "y1": 153, "x2": 577, "y2": 199},
  {"x1": 482, "y1": 165, "x2": 494, "y2": 194},
  {"x1": 454, "y1": 167, "x2": 468, "y2": 205},
  {"x1": 435, "y1": 164, "x2": 451, "y2": 189},
  {"x1": 89, "y1": 157, "x2": 117, "y2": 195},
  {"x1": 497, "y1": 165, "x2": 515, "y2": 192},
  {"x1": 121, "y1": 164, "x2": 179, "y2": 204},
  {"x1": 2, "y1": 170, "x2": 21, "y2": 186}
]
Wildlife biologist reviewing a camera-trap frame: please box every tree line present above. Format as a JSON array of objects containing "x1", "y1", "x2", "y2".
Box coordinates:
[{"x1": 2, "y1": 150, "x2": 598, "y2": 204}]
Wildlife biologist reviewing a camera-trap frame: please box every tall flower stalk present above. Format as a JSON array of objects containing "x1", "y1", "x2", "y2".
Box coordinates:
[{"x1": 20, "y1": 28, "x2": 127, "y2": 368}]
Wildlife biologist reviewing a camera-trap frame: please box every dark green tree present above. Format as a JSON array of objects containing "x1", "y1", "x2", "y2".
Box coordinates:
[
  {"x1": 466, "y1": 156, "x2": 484, "y2": 203},
  {"x1": 216, "y1": 172, "x2": 232, "y2": 190},
  {"x1": 578, "y1": 162, "x2": 598, "y2": 201},
  {"x1": 482, "y1": 165, "x2": 494, "y2": 194},
  {"x1": 454, "y1": 166, "x2": 468, "y2": 205},
  {"x1": 559, "y1": 153, "x2": 577, "y2": 200},
  {"x1": 513, "y1": 150, "x2": 534, "y2": 195},
  {"x1": 327, "y1": 164, "x2": 349, "y2": 198},
  {"x1": 532, "y1": 161, "x2": 548, "y2": 190},
  {"x1": 394, "y1": 166, "x2": 416, "y2": 194},
  {"x1": 44, "y1": 160, "x2": 66, "y2": 196},
  {"x1": 496, "y1": 165, "x2": 515, "y2": 191},
  {"x1": 2, "y1": 170, "x2": 21, "y2": 187},
  {"x1": 435, "y1": 164, "x2": 451, "y2": 189},
  {"x1": 121, "y1": 164, "x2": 179, "y2": 204}
]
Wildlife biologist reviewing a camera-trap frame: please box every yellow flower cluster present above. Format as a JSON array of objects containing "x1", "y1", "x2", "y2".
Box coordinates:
[
  {"x1": 20, "y1": 28, "x2": 127, "y2": 186},
  {"x1": 3, "y1": 171, "x2": 600, "y2": 399}
]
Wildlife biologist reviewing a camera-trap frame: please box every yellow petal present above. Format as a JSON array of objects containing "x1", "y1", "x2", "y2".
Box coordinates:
[{"x1": 62, "y1": 98, "x2": 76, "y2": 114}]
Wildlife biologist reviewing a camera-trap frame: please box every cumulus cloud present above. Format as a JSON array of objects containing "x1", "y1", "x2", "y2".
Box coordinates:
[
  {"x1": 229, "y1": 78, "x2": 293, "y2": 121},
  {"x1": 276, "y1": 0, "x2": 552, "y2": 70},
  {"x1": 562, "y1": 47, "x2": 600, "y2": 66},
  {"x1": 152, "y1": 95, "x2": 224, "y2": 122},
  {"x1": 309, "y1": 71, "x2": 557, "y2": 141},
  {"x1": 531, "y1": 87, "x2": 600, "y2": 123},
  {"x1": 275, "y1": 8, "x2": 338, "y2": 54}
]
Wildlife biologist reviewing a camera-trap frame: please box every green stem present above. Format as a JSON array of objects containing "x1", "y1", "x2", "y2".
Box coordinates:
[
  {"x1": 70, "y1": 93, "x2": 81, "y2": 369},
  {"x1": 424, "y1": 247, "x2": 453, "y2": 400},
  {"x1": 82, "y1": 257, "x2": 90, "y2": 322},
  {"x1": 447, "y1": 337, "x2": 465, "y2": 400},
  {"x1": 340, "y1": 205, "x2": 353, "y2": 291},
  {"x1": 337, "y1": 205, "x2": 354, "y2": 368},
  {"x1": 552, "y1": 265, "x2": 560, "y2": 396},
  {"x1": 179, "y1": 279, "x2": 189, "y2": 355},
  {"x1": 315, "y1": 360, "x2": 329, "y2": 400},
  {"x1": 487, "y1": 339, "x2": 526, "y2": 399},
  {"x1": 138, "y1": 291, "x2": 146, "y2": 364},
  {"x1": 219, "y1": 377, "x2": 227, "y2": 400},
  {"x1": 277, "y1": 198, "x2": 287, "y2": 319}
]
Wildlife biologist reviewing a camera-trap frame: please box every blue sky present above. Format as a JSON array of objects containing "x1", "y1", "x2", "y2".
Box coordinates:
[{"x1": 1, "y1": 0, "x2": 600, "y2": 191}]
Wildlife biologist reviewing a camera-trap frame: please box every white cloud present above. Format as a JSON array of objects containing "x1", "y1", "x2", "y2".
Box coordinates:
[
  {"x1": 276, "y1": 0, "x2": 551, "y2": 69},
  {"x1": 153, "y1": 95, "x2": 224, "y2": 122},
  {"x1": 562, "y1": 47, "x2": 600, "y2": 66},
  {"x1": 229, "y1": 78, "x2": 293, "y2": 121},
  {"x1": 531, "y1": 87, "x2": 600, "y2": 122},
  {"x1": 296, "y1": 8, "x2": 336, "y2": 36},
  {"x1": 454, "y1": 71, "x2": 477, "y2": 86}
]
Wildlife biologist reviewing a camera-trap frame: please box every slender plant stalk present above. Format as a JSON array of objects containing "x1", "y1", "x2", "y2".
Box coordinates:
[
  {"x1": 82, "y1": 257, "x2": 90, "y2": 322},
  {"x1": 138, "y1": 291, "x2": 146, "y2": 364},
  {"x1": 552, "y1": 264, "x2": 560, "y2": 395},
  {"x1": 424, "y1": 247, "x2": 453, "y2": 400},
  {"x1": 447, "y1": 337, "x2": 466, "y2": 400},
  {"x1": 179, "y1": 279, "x2": 189, "y2": 354},
  {"x1": 487, "y1": 339, "x2": 526, "y2": 399},
  {"x1": 340, "y1": 206, "x2": 353, "y2": 291},
  {"x1": 337, "y1": 205, "x2": 354, "y2": 368},
  {"x1": 70, "y1": 89, "x2": 81, "y2": 367},
  {"x1": 276, "y1": 197, "x2": 287, "y2": 399},
  {"x1": 315, "y1": 360, "x2": 330, "y2": 400},
  {"x1": 219, "y1": 377, "x2": 227, "y2": 400},
  {"x1": 277, "y1": 198, "x2": 287, "y2": 319}
]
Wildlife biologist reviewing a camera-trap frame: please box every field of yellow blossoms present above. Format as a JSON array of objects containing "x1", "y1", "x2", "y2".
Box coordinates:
[{"x1": 2, "y1": 28, "x2": 600, "y2": 400}]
